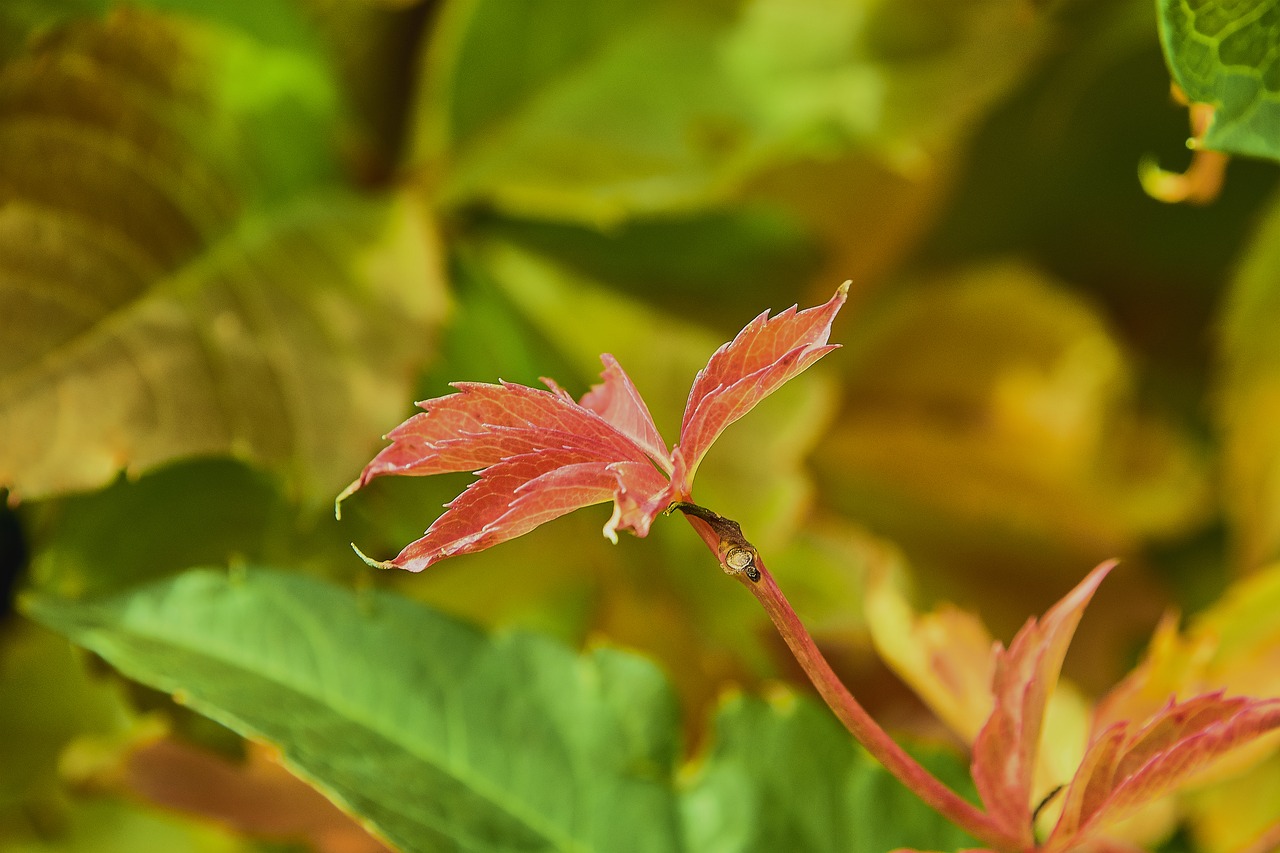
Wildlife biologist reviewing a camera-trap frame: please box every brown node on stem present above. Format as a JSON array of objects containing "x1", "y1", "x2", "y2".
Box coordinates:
[{"x1": 668, "y1": 502, "x2": 761, "y2": 582}]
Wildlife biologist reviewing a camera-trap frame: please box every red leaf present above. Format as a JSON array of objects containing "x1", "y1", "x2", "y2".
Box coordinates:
[
  {"x1": 970, "y1": 561, "x2": 1116, "y2": 847},
  {"x1": 678, "y1": 282, "x2": 848, "y2": 476},
  {"x1": 341, "y1": 287, "x2": 850, "y2": 570},
  {"x1": 348, "y1": 382, "x2": 649, "y2": 485},
  {"x1": 339, "y1": 379, "x2": 673, "y2": 571},
  {"x1": 578, "y1": 354, "x2": 670, "y2": 470},
  {"x1": 1045, "y1": 693, "x2": 1280, "y2": 851},
  {"x1": 381, "y1": 449, "x2": 671, "y2": 572}
]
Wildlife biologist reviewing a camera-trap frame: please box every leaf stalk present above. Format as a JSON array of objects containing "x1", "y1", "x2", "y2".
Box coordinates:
[{"x1": 676, "y1": 504, "x2": 1020, "y2": 852}]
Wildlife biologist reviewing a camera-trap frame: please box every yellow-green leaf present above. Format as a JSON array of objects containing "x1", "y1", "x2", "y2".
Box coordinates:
[{"x1": 0, "y1": 9, "x2": 445, "y2": 500}]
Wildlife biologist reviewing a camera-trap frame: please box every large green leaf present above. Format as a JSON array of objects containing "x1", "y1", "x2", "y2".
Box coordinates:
[
  {"x1": 1218, "y1": 190, "x2": 1280, "y2": 569},
  {"x1": 26, "y1": 567, "x2": 983, "y2": 853},
  {"x1": 1157, "y1": 0, "x2": 1280, "y2": 160},
  {"x1": 25, "y1": 568, "x2": 687, "y2": 853},
  {"x1": 0, "y1": 6, "x2": 444, "y2": 501},
  {"x1": 682, "y1": 694, "x2": 978, "y2": 853},
  {"x1": 413, "y1": 0, "x2": 1053, "y2": 223}
]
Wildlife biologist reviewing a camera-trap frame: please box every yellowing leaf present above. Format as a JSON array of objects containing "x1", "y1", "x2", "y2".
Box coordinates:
[
  {"x1": 0, "y1": 9, "x2": 445, "y2": 500},
  {"x1": 1096, "y1": 563, "x2": 1280, "y2": 770},
  {"x1": 1184, "y1": 751, "x2": 1280, "y2": 853},
  {"x1": 1219, "y1": 191, "x2": 1280, "y2": 569},
  {"x1": 865, "y1": 561, "x2": 1091, "y2": 838},
  {"x1": 865, "y1": 563, "x2": 997, "y2": 745},
  {"x1": 818, "y1": 261, "x2": 1208, "y2": 570}
]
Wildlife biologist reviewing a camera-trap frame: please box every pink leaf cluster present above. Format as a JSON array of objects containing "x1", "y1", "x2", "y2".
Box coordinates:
[
  {"x1": 1045, "y1": 693, "x2": 1280, "y2": 851},
  {"x1": 971, "y1": 562, "x2": 1116, "y2": 849},
  {"x1": 964, "y1": 562, "x2": 1280, "y2": 852},
  {"x1": 339, "y1": 283, "x2": 848, "y2": 572}
]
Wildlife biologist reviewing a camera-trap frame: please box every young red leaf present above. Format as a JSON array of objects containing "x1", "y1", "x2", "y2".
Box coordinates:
[
  {"x1": 340, "y1": 286, "x2": 850, "y2": 571},
  {"x1": 340, "y1": 378, "x2": 674, "y2": 571},
  {"x1": 1045, "y1": 693, "x2": 1280, "y2": 851},
  {"x1": 969, "y1": 561, "x2": 1116, "y2": 848},
  {"x1": 679, "y1": 281, "x2": 848, "y2": 477},
  {"x1": 347, "y1": 381, "x2": 650, "y2": 483},
  {"x1": 576, "y1": 353, "x2": 671, "y2": 470}
]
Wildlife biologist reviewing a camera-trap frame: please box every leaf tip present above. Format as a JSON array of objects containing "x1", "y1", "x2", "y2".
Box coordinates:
[
  {"x1": 350, "y1": 543, "x2": 394, "y2": 570},
  {"x1": 335, "y1": 477, "x2": 366, "y2": 521},
  {"x1": 1086, "y1": 558, "x2": 1119, "y2": 590}
]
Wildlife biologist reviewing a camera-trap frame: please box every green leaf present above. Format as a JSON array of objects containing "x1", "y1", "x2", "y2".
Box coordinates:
[
  {"x1": 293, "y1": 0, "x2": 428, "y2": 174},
  {"x1": 1157, "y1": 0, "x2": 1280, "y2": 160},
  {"x1": 26, "y1": 459, "x2": 285, "y2": 599},
  {"x1": 0, "y1": 0, "x2": 104, "y2": 61},
  {"x1": 0, "y1": 7, "x2": 445, "y2": 501},
  {"x1": 414, "y1": 0, "x2": 1053, "y2": 223},
  {"x1": 25, "y1": 568, "x2": 687, "y2": 853},
  {"x1": 1219, "y1": 190, "x2": 1280, "y2": 569},
  {"x1": 26, "y1": 568, "x2": 984, "y2": 853},
  {"x1": 476, "y1": 209, "x2": 821, "y2": 323},
  {"x1": 681, "y1": 693, "x2": 978, "y2": 853}
]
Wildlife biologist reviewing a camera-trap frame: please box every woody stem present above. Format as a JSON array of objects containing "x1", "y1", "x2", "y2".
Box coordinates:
[{"x1": 676, "y1": 507, "x2": 1015, "y2": 852}]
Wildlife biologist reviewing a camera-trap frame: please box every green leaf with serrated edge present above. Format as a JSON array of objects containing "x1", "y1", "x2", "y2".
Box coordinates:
[
  {"x1": 0, "y1": 8, "x2": 444, "y2": 502},
  {"x1": 1219, "y1": 191, "x2": 1280, "y2": 569},
  {"x1": 681, "y1": 693, "x2": 979, "y2": 853},
  {"x1": 1157, "y1": 0, "x2": 1280, "y2": 160},
  {"x1": 25, "y1": 568, "x2": 686, "y2": 853},
  {"x1": 413, "y1": 0, "x2": 1052, "y2": 223}
]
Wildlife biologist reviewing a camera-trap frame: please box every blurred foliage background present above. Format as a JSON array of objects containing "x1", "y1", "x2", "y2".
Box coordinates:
[{"x1": 4, "y1": 0, "x2": 1280, "y2": 850}]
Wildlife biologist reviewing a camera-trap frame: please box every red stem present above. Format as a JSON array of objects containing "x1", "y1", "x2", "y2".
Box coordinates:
[{"x1": 682, "y1": 514, "x2": 1017, "y2": 851}]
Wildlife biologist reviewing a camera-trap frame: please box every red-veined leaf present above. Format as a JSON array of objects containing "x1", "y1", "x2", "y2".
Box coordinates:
[
  {"x1": 339, "y1": 377, "x2": 674, "y2": 571},
  {"x1": 678, "y1": 282, "x2": 848, "y2": 476},
  {"x1": 341, "y1": 287, "x2": 848, "y2": 570},
  {"x1": 970, "y1": 560, "x2": 1116, "y2": 847},
  {"x1": 344, "y1": 382, "x2": 650, "y2": 486},
  {"x1": 1045, "y1": 693, "x2": 1280, "y2": 851},
  {"x1": 372, "y1": 447, "x2": 672, "y2": 572}
]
